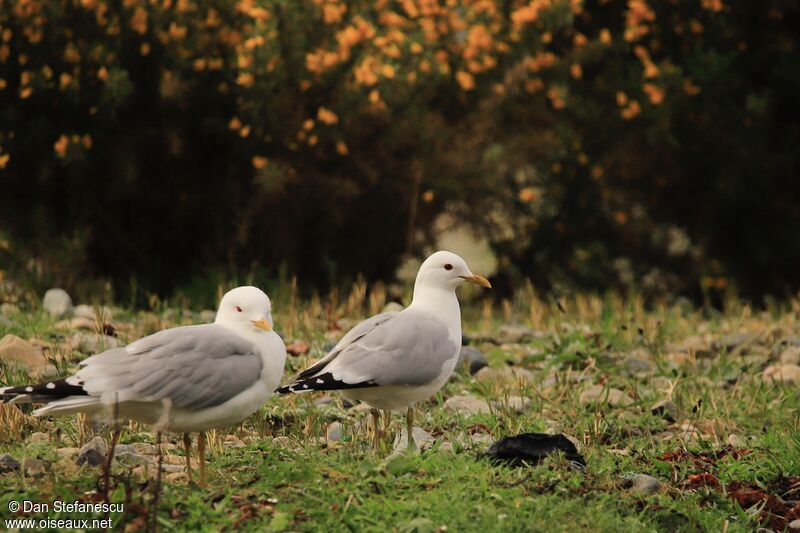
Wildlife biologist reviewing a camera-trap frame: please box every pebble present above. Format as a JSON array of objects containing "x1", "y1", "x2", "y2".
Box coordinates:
[
  {"x1": 43, "y1": 288, "x2": 73, "y2": 317},
  {"x1": 787, "y1": 519, "x2": 800, "y2": 530},
  {"x1": 727, "y1": 434, "x2": 748, "y2": 448},
  {"x1": 113, "y1": 444, "x2": 152, "y2": 465},
  {"x1": 650, "y1": 400, "x2": 678, "y2": 422},
  {"x1": 437, "y1": 441, "x2": 455, "y2": 454},
  {"x1": 56, "y1": 447, "x2": 80, "y2": 459},
  {"x1": 457, "y1": 346, "x2": 488, "y2": 375},
  {"x1": 0, "y1": 303, "x2": 20, "y2": 315},
  {"x1": 130, "y1": 442, "x2": 157, "y2": 455},
  {"x1": 469, "y1": 433, "x2": 495, "y2": 448},
  {"x1": 474, "y1": 366, "x2": 534, "y2": 386},
  {"x1": 714, "y1": 332, "x2": 757, "y2": 352},
  {"x1": 579, "y1": 385, "x2": 634, "y2": 407},
  {"x1": 492, "y1": 395, "x2": 531, "y2": 413},
  {"x1": 392, "y1": 426, "x2": 434, "y2": 453},
  {"x1": 0, "y1": 334, "x2": 48, "y2": 373},
  {"x1": 286, "y1": 340, "x2": 310, "y2": 356},
  {"x1": 762, "y1": 364, "x2": 800, "y2": 384},
  {"x1": 444, "y1": 395, "x2": 491, "y2": 416},
  {"x1": 326, "y1": 422, "x2": 344, "y2": 442},
  {"x1": 76, "y1": 436, "x2": 107, "y2": 466},
  {"x1": 622, "y1": 355, "x2": 653, "y2": 374},
  {"x1": 71, "y1": 332, "x2": 120, "y2": 354},
  {"x1": 779, "y1": 346, "x2": 800, "y2": 365},
  {"x1": 73, "y1": 304, "x2": 113, "y2": 321},
  {"x1": 497, "y1": 324, "x2": 540, "y2": 343},
  {"x1": 630, "y1": 473, "x2": 662, "y2": 495},
  {"x1": 0, "y1": 453, "x2": 20, "y2": 472},
  {"x1": 23, "y1": 458, "x2": 48, "y2": 476},
  {"x1": 29, "y1": 431, "x2": 49, "y2": 443}
]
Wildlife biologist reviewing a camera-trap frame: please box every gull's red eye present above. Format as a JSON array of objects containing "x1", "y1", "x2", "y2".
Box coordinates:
[
  {"x1": 235, "y1": 306, "x2": 242, "y2": 312},
  {"x1": 444, "y1": 264, "x2": 453, "y2": 271}
]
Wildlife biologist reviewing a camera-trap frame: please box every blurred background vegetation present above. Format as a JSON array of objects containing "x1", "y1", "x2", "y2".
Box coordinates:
[{"x1": 1, "y1": 0, "x2": 798, "y2": 305}]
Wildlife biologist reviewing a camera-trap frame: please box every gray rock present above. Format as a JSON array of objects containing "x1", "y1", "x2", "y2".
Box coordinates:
[
  {"x1": 130, "y1": 442, "x2": 157, "y2": 455},
  {"x1": 72, "y1": 332, "x2": 120, "y2": 354},
  {"x1": 779, "y1": 346, "x2": 800, "y2": 365},
  {"x1": 727, "y1": 434, "x2": 748, "y2": 448},
  {"x1": 314, "y1": 396, "x2": 335, "y2": 407},
  {"x1": 763, "y1": 364, "x2": 800, "y2": 384},
  {"x1": 650, "y1": 400, "x2": 678, "y2": 422},
  {"x1": 392, "y1": 426, "x2": 434, "y2": 452},
  {"x1": 43, "y1": 288, "x2": 73, "y2": 317},
  {"x1": 112, "y1": 444, "x2": 153, "y2": 465},
  {"x1": 457, "y1": 346, "x2": 488, "y2": 375},
  {"x1": 55, "y1": 447, "x2": 80, "y2": 460},
  {"x1": 0, "y1": 453, "x2": 20, "y2": 472},
  {"x1": 438, "y1": 441, "x2": 455, "y2": 453},
  {"x1": 29, "y1": 431, "x2": 49, "y2": 443},
  {"x1": 76, "y1": 436, "x2": 108, "y2": 466},
  {"x1": 579, "y1": 385, "x2": 634, "y2": 407},
  {"x1": 159, "y1": 463, "x2": 185, "y2": 473},
  {"x1": 444, "y1": 395, "x2": 491, "y2": 416},
  {"x1": 714, "y1": 332, "x2": 757, "y2": 352},
  {"x1": 493, "y1": 395, "x2": 531, "y2": 413},
  {"x1": 73, "y1": 304, "x2": 114, "y2": 321},
  {"x1": 0, "y1": 303, "x2": 20, "y2": 316},
  {"x1": 0, "y1": 316, "x2": 11, "y2": 327},
  {"x1": 630, "y1": 473, "x2": 662, "y2": 495},
  {"x1": 469, "y1": 433, "x2": 495, "y2": 448},
  {"x1": 474, "y1": 365, "x2": 534, "y2": 386},
  {"x1": 497, "y1": 324, "x2": 540, "y2": 343},
  {"x1": 0, "y1": 334, "x2": 48, "y2": 373},
  {"x1": 23, "y1": 458, "x2": 47, "y2": 476},
  {"x1": 326, "y1": 422, "x2": 344, "y2": 442},
  {"x1": 623, "y1": 356, "x2": 653, "y2": 374}
]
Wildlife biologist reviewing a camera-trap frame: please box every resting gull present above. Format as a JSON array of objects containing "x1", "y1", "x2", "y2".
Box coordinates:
[
  {"x1": 278, "y1": 250, "x2": 491, "y2": 450},
  {"x1": 1, "y1": 286, "x2": 286, "y2": 483}
]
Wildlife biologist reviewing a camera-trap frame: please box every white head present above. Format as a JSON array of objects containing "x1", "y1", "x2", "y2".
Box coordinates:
[
  {"x1": 412, "y1": 250, "x2": 492, "y2": 295},
  {"x1": 214, "y1": 286, "x2": 274, "y2": 333}
]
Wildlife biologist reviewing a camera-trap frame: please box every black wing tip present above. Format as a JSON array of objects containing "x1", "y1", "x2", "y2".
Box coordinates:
[
  {"x1": 0, "y1": 378, "x2": 87, "y2": 402},
  {"x1": 277, "y1": 373, "x2": 378, "y2": 394}
]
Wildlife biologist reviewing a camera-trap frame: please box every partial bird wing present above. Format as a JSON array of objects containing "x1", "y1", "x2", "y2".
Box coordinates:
[
  {"x1": 73, "y1": 323, "x2": 263, "y2": 409},
  {"x1": 279, "y1": 310, "x2": 457, "y2": 392}
]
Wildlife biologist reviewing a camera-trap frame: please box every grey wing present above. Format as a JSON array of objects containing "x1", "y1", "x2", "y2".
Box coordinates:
[
  {"x1": 76, "y1": 324, "x2": 263, "y2": 409},
  {"x1": 294, "y1": 312, "x2": 397, "y2": 380},
  {"x1": 318, "y1": 311, "x2": 458, "y2": 387}
]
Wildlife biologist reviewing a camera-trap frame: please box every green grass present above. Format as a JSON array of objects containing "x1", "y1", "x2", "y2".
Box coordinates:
[{"x1": 1, "y1": 291, "x2": 799, "y2": 532}]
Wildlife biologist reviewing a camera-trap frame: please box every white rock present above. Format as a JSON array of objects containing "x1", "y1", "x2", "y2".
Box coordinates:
[
  {"x1": 72, "y1": 332, "x2": 120, "y2": 353},
  {"x1": 0, "y1": 334, "x2": 48, "y2": 372},
  {"x1": 73, "y1": 304, "x2": 113, "y2": 321},
  {"x1": 444, "y1": 395, "x2": 491, "y2": 416},
  {"x1": 474, "y1": 366, "x2": 535, "y2": 386},
  {"x1": 43, "y1": 288, "x2": 73, "y2": 317},
  {"x1": 762, "y1": 364, "x2": 800, "y2": 384},
  {"x1": 779, "y1": 346, "x2": 800, "y2": 365},
  {"x1": 630, "y1": 474, "x2": 662, "y2": 495},
  {"x1": 579, "y1": 385, "x2": 634, "y2": 406},
  {"x1": 326, "y1": 422, "x2": 344, "y2": 442},
  {"x1": 392, "y1": 426, "x2": 434, "y2": 452},
  {"x1": 493, "y1": 395, "x2": 531, "y2": 413}
]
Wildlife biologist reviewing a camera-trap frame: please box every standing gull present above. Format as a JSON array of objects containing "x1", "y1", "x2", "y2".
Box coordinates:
[
  {"x1": 277, "y1": 251, "x2": 491, "y2": 450},
  {"x1": 1, "y1": 286, "x2": 286, "y2": 483}
]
